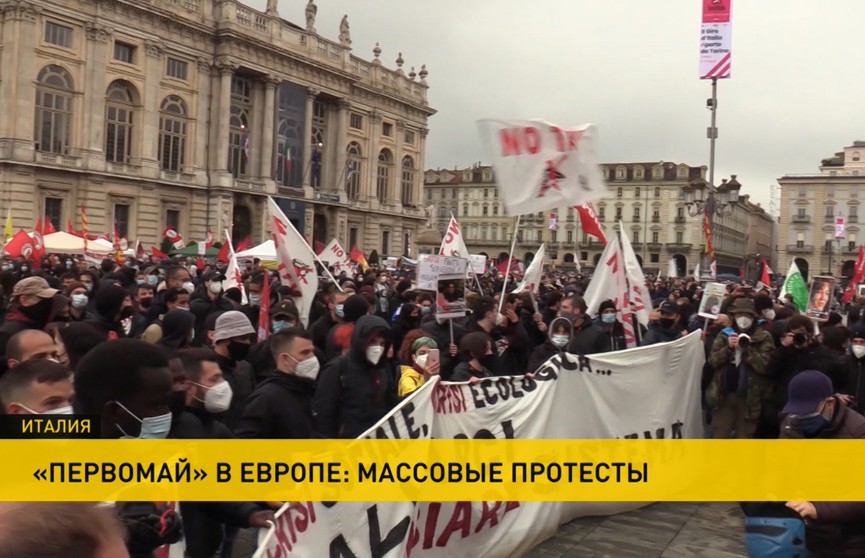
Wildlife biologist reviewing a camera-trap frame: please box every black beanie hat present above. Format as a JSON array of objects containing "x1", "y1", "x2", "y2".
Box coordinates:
[{"x1": 343, "y1": 294, "x2": 370, "y2": 323}]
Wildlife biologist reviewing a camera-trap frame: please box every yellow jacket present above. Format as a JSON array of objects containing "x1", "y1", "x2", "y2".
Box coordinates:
[{"x1": 398, "y1": 365, "x2": 425, "y2": 397}]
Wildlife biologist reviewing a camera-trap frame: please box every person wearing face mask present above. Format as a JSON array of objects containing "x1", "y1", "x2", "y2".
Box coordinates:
[
  {"x1": 190, "y1": 271, "x2": 233, "y2": 346},
  {"x1": 391, "y1": 303, "x2": 422, "y2": 363},
  {"x1": 144, "y1": 265, "x2": 192, "y2": 327},
  {"x1": 309, "y1": 289, "x2": 348, "y2": 353},
  {"x1": 208, "y1": 311, "x2": 256, "y2": 430},
  {"x1": 245, "y1": 300, "x2": 301, "y2": 382},
  {"x1": 4, "y1": 329, "x2": 61, "y2": 369},
  {"x1": 780, "y1": 370, "x2": 865, "y2": 557},
  {"x1": 397, "y1": 333, "x2": 440, "y2": 397},
  {"x1": 593, "y1": 299, "x2": 627, "y2": 353},
  {"x1": 63, "y1": 282, "x2": 93, "y2": 322},
  {"x1": 236, "y1": 328, "x2": 320, "y2": 439},
  {"x1": 242, "y1": 271, "x2": 266, "y2": 326},
  {"x1": 464, "y1": 295, "x2": 530, "y2": 376},
  {"x1": 323, "y1": 293, "x2": 371, "y2": 362},
  {"x1": 73, "y1": 340, "x2": 184, "y2": 556},
  {"x1": 155, "y1": 309, "x2": 197, "y2": 355},
  {"x1": 168, "y1": 348, "x2": 275, "y2": 558},
  {"x1": 452, "y1": 332, "x2": 495, "y2": 382},
  {"x1": 763, "y1": 314, "x2": 845, "y2": 439},
  {"x1": 706, "y1": 298, "x2": 776, "y2": 439},
  {"x1": 0, "y1": 359, "x2": 73, "y2": 415},
  {"x1": 314, "y1": 315, "x2": 397, "y2": 438},
  {"x1": 85, "y1": 284, "x2": 134, "y2": 340},
  {"x1": 528, "y1": 318, "x2": 572, "y2": 372},
  {"x1": 639, "y1": 301, "x2": 683, "y2": 346},
  {"x1": 840, "y1": 327, "x2": 865, "y2": 413},
  {"x1": 0, "y1": 277, "x2": 63, "y2": 360}
]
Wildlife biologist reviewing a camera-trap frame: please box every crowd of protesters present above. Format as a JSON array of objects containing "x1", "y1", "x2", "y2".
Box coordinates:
[{"x1": 0, "y1": 250, "x2": 863, "y2": 557}]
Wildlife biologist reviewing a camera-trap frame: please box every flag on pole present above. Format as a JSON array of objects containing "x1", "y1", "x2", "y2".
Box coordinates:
[
  {"x1": 66, "y1": 218, "x2": 74, "y2": 234},
  {"x1": 34, "y1": 216, "x2": 43, "y2": 235},
  {"x1": 439, "y1": 215, "x2": 471, "y2": 259},
  {"x1": 283, "y1": 144, "x2": 291, "y2": 176},
  {"x1": 151, "y1": 246, "x2": 168, "y2": 259},
  {"x1": 221, "y1": 231, "x2": 247, "y2": 305},
  {"x1": 235, "y1": 235, "x2": 251, "y2": 253},
  {"x1": 205, "y1": 227, "x2": 214, "y2": 249},
  {"x1": 80, "y1": 203, "x2": 88, "y2": 252},
  {"x1": 113, "y1": 223, "x2": 123, "y2": 264},
  {"x1": 161, "y1": 227, "x2": 185, "y2": 251},
  {"x1": 313, "y1": 240, "x2": 325, "y2": 255},
  {"x1": 350, "y1": 245, "x2": 369, "y2": 272},
  {"x1": 694, "y1": 261, "x2": 701, "y2": 279},
  {"x1": 843, "y1": 247, "x2": 865, "y2": 303},
  {"x1": 514, "y1": 244, "x2": 545, "y2": 293},
  {"x1": 216, "y1": 242, "x2": 230, "y2": 264},
  {"x1": 257, "y1": 274, "x2": 271, "y2": 342},
  {"x1": 3, "y1": 230, "x2": 34, "y2": 260},
  {"x1": 320, "y1": 239, "x2": 351, "y2": 272},
  {"x1": 136, "y1": 239, "x2": 145, "y2": 260},
  {"x1": 575, "y1": 203, "x2": 607, "y2": 244},
  {"x1": 477, "y1": 119, "x2": 607, "y2": 215},
  {"x1": 584, "y1": 234, "x2": 637, "y2": 347},
  {"x1": 3, "y1": 208, "x2": 11, "y2": 240},
  {"x1": 43, "y1": 218, "x2": 56, "y2": 234},
  {"x1": 759, "y1": 258, "x2": 771, "y2": 287},
  {"x1": 780, "y1": 260, "x2": 809, "y2": 311},
  {"x1": 267, "y1": 197, "x2": 319, "y2": 327},
  {"x1": 619, "y1": 225, "x2": 650, "y2": 327}
]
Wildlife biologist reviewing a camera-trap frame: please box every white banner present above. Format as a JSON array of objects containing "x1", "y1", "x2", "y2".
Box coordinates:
[
  {"x1": 699, "y1": 0, "x2": 732, "y2": 79},
  {"x1": 417, "y1": 255, "x2": 468, "y2": 291},
  {"x1": 468, "y1": 254, "x2": 487, "y2": 275},
  {"x1": 267, "y1": 197, "x2": 319, "y2": 327},
  {"x1": 320, "y1": 238, "x2": 351, "y2": 271},
  {"x1": 439, "y1": 216, "x2": 471, "y2": 259},
  {"x1": 221, "y1": 231, "x2": 248, "y2": 305},
  {"x1": 619, "y1": 229, "x2": 650, "y2": 327},
  {"x1": 584, "y1": 234, "x2": 637, "y2": 347},
  {"x1": 254, "y1": 333, "x2": 705, "y2": 557},
  {"x1": 477, "y1": 119, "x2": 607, "y2": 215}
]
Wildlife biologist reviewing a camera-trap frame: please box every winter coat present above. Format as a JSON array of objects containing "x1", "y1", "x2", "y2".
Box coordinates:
[
  {"x1": 313, "y1": 315, "x2": 398, "y2": 438},
  {"x1": 234, "y1": 372, "x2": 317, "y2": 439},
  {"x1": 706, "y1": 324, "x2": 775, "y2": 420},
  {"x1": 639, "y1": 322, "x2": 681, "y2": 347},
  {"x1": 420, "y1": 316, "x2": 466, "y2": 381},
  {"x1": 398, "y1": 364, "x2": 425, "y2": 398},
  {"x1": 451, "y1": 361, "x2": 493, "y2": 382},
  {"x1": 215, "y1": 354, "x2": 256, "y2": 431},
  {"x1": 463, "y1": 317, "x2": 531, "y2": 375}
]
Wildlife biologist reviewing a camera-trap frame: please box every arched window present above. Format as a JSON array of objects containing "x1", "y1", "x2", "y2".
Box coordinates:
[
  {"x1": 377, "y1": 149, "x2": 392, "y2": 203},
  {"x1": 346, "y1": 142, "x2": 362, "y2": 201},
  {"x1": 105, "y1": 80, "x2": 137, "y2": 163},
  {"x1": 35, "y1": 65, "x2": 73, "y2": 154},
  {"x1": 493, "y1": 204, "x2": 499, "y2": 216},
  {"x1": 310, "y1": 99, "x2": 327, "y2": 187},
  {"x1": 401, "y1": 155, "x2": 415, "y2": 207},
  {"x1": 482, "y1": 204, "x2": 488, "y2": 216},
  {"x1": 158, "y1": 95, "x2": 187, "y2": 172}
]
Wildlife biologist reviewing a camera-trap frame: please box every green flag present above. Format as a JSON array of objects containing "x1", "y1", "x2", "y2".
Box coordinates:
[{"x1": 780, "y1": 261, "x2": 809, "y2": 311}]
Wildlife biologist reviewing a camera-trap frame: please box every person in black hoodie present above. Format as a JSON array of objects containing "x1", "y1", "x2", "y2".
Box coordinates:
[
  {"x1": 313, "y1": 315, "x2": 397, "y2": 438},
  {"x1": 839, "y1": 326, "x2": 865, "y2": 413},
  {"x1": 86, "y1": 284, "x2": 134, "y2": 340},
  {"x1": 0, "y1": 277, "x2": 63, "y2": 359},
  {"x1": 419, "y1": 312, "x2": 463, "y2": 381},
  {"x1": 169, "y1": 348, "x2": 273, "y2": 558},
  {"x1": 155, "y1": 309, "x2": 196, "y2": 355},
  {"x1": 190, "y1": 271, "x2": 233, "y2": 346},
  {"x1": 594, "y1": 299, "x2": 627, "y2": 353},
  {"x1": 463, "y1": 295, "x2": 530, "y2": 375},
  {"x1": 235, "y1": 328, "x2": 319, "y2": 439}
]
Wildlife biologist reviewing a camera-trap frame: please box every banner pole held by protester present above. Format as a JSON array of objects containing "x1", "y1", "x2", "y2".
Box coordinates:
[{"x1": 498, "y1": 214, "x2": 522, "y2": 314}]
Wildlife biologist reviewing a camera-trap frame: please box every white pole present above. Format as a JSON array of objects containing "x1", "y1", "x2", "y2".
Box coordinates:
[{"x1": 498, "y1": 215, "x2": 522, "y2": 314}]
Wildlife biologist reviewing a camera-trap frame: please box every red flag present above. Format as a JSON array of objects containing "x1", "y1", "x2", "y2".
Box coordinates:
[
  {"x1": 216, "y1": 242, "x2": 230, "y2": 264},
  {"x1": 843, "y1": 246, "x2": 865, "y2": 303},
  {"x1": 496, "y1": 257, "x2": 522, "y2": 275},
  {"x1": 205, "y1": 227, "x2": 214, "y2": 249},
  {"x1": 257, "y1": 274, "x2": 271, "y2": 342},
  {"x1": 760, "y1": 258, "x2": 771, "y2": 287},
  {"x1": 113, "y1": 223, "x2": 123, "y2": 264},
  {"x1": 3, "y1": 230, "x2": 34, "y2": 260},
  {"x1": 235, "y1": 235, "x2": 251, "y2": 253},
  {"x1": 196, "y1": 256, "x2": 205, "y2": 269},
  {"x1": 314, "y1": 240, "x2": 325, "y2": 255},
  {"x1": 43, "y1": 219, "x2": 56, "y2": 234},
  {"x1": 349, "y1": 244, "x2": 368, "y2": 271},
  {"x1": 151, "y1": 246, "x2": 168, "y2": 259},
  {"x1": 31, "y1": 229, "x2": 45, "y2": 263},
  {"x1": 34, "y1": 216, "x2": 43, "y2": 235},
  {"x1": 162, "y1": 227, "x2": 184, "y2": 250},
  {"x1": 574, "y1": 203, "x2": 607, "y2": 244}
]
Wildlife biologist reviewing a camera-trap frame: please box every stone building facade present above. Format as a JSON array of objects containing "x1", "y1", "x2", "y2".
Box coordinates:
[
  {"x1": 1, "y1": 0, "x2": 434, "y2": 255},
  {"x1": 423, "y1": 163, "x2": 774, "y2": 276}
]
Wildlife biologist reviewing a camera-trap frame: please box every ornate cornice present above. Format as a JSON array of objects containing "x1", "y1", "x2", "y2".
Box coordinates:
[
  {"x1": 144, "y1": 39, "x2": 165, "y2": 60},
  {"x1": 85, "y1": 22, "x2": 113, "y2": 43},
  {"x1": 1, "y1": 0, "x2": 40, "y2": 23}
]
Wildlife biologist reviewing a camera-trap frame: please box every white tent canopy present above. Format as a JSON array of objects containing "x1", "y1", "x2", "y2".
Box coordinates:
[
  {"x1": 236, "y1": 239, "x2": 276, "y2": 260},
  {"x1": 41, "y1": 232, "x2": 113, "y2": 255}
]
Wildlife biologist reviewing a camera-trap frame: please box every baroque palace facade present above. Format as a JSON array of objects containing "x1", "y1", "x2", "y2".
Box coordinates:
[{"x1": 1, "y1": 0, "x2": 434, "y2": 254}]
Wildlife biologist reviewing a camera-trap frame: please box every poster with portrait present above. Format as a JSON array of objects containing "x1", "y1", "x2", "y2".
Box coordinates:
[
  {"x1": 697, "y1": 282, "x2": 727, "y2": 319},
  {"x1": 436, "y1": 275, "x2": 467, "y2": 320},
  {"x1": 806, "y1": 275, "x2": 835, "y2": 322}
]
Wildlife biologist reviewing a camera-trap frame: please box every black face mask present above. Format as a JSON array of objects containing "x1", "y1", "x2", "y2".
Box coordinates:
[
  {"x1": 228, "y1": 340, "x2": 250, "y2": 362},
  {"x1": 480, "y1": 354, "x2": 496, "y2": 369},
  {"x1": 168, "y1": 390, "x2": 186, "y2": 418},
  {"x1": 20, "y1": 297, "x2": 55, "y2": 325},
  {"x1": 659, "y1": 318, "x2": 675, "y2": 330},
  {"x1": 139, "y1": 298, "x2": 153, "y2": 309}
]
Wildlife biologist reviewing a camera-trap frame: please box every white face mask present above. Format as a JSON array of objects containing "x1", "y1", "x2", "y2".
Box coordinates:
[
  {"x1": 736, "y1": 316, "x2": 753, "y2": 331},
  {"x1": 194, "y1": 380, "x2": 233, "y2": 413},
  {"x1": 207, "y1": 281, "x2": 223, "y2": 295},
  {"x1": 366, "y1": 345, "x2": 385, "y2": 365},
  {"x1": 551, "y1": 334, "x2": 569, "y2": 348},
  {"x1": 762, "y1": 309, "x2": 776, "y2": 320},
  {"x1": 853, "y1": 345, "x2": 865, "y2": 359},
  {"x1": 414, "y1": 353, "x2": 429, "y2": 369},
  {"x1": 114, "y1": 401, "x2": 172, "y2": 439},
  {"x1": 17, "y1": 403, "x2": 72, "y2": 415},
  {"x1": 182, "y1": 281, "x2": 195, "y2": 295},
  {"x1": 71, "y1": 294, "x2": 88, "y2": 309},
  {"x1": 291, "y1": 355, "x2": 321, "y2": 381}
]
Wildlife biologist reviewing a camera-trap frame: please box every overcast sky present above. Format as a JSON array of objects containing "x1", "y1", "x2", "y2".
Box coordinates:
[{"x1": 247, "y1": 0, "x2": 865, "y2": 212}]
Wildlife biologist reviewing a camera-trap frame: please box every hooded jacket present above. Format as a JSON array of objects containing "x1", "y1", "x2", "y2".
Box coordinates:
[
  {"x1": 156, "y1": 309, "x2": 196, "y2": 354},
  {"x1": 86, "y1": 285, "x2": 128, "y2": 340},
  {"x1": 313, "y1": 315, "x2": 397, "y2": 438}
]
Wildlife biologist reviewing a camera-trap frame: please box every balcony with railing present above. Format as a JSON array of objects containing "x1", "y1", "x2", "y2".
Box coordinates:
[
  {"x1": 674, "y1": 216, "x2": 686, "y2": 224},
  {"x1": 791, "y1": 214, "x2": 811, "y2": 223},
  {"x1": 786, "y1": 244, "x2": 813, "y2": 253},
  {"x1": 665, "y1": 243, "x2": 693, "y2": 251}
]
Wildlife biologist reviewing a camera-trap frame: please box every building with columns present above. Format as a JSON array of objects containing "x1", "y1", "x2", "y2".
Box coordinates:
[
  {"x1": 1, "y1": 0, "x2": 434, "y2": 255},
  {"x1": 777, "y1": 141, "x2": 865, "y2": 281},
  {"x1": 424, "y1": 162, "x2": 775, "y2": 276}
]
